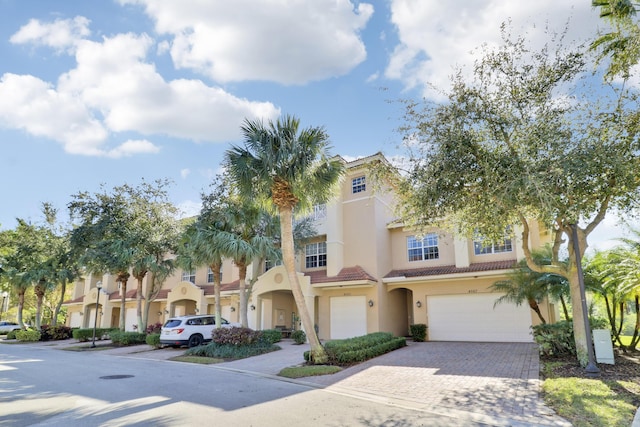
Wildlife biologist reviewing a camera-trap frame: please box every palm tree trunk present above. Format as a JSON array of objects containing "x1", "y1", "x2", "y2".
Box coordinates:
[
  {"x1": 630, "y1": 295, "x2": 639, "y2": 349},
  {"x1": 118, "y1": 273, "x2": 129, "y2": 331},
  {"x1": 559, "y1": 295, "x2": 570, "y2": 321},
  {"x1": 211, "y1": 263, "x2": 222, "y2": 328},
  {"x1": 527, "y1": 298, "x2": 546, "y2": 324},
  {"x1": 35, "y1": 280, "x2": 46, "y2": 330},
  {"x1": 52, "y1": 279, "x2": 67, "y2": 326},
  {"x1": 279, "y1": 206, "x2": 327, "y2": 364},
  {"x1": 135, "y1": 274, "x2": 145, "y2": 332},
  {"x1": 17, "y1": 288, "x2": 26, "y2": 328},
  {"x1": 238, "y1": 263, "x2": 248, "y2": 328}
]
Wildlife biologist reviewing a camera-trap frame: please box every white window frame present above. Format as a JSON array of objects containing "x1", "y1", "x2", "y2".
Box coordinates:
[
  {"x1": 207, "y1": 267, "x2": 222, "y2": 283},
  {"x1": 473, "y1": 229, "x2": 513, "y2": 255},
  {"x1": 352, "y1": 176, "x2": 366, "y2": 194},
  {"x1": 181, "y1": 269, "x2": 196, "y2": 283},
  {"x1": 305, "y1": 242, "x2": 327, "y2": 269},
  {"x1": 407, "y1": 234, "x2": 439, "y2": 262}
]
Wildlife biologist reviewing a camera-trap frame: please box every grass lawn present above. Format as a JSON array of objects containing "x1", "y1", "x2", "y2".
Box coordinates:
[
  {"x1": 169, "y1": 355, "x2": 224, "y2": 364},
  {"x1": 278, "y1": 365, "x2": 342, "y2": 378},
  {"x1": 541, "y1": 348, "x2": 640, "y2": 427}
]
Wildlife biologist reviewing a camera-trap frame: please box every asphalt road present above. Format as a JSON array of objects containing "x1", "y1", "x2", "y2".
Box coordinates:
[{"x1": 0, "y1": 343, "x2": 490, "y2": 427}]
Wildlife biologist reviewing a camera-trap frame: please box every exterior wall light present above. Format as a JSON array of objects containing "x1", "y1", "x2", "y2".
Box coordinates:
[
  {"x1": 368, "y1": 299, "x2": 374, "y2": 307},
  {"x1": 230, "y1": 306, "x2": 236, "y2": 312},
  {"x1": 250, "y1": 305, "x2": 256, "y2": 311},
  {"x1": 416, "y1": 301, "x2": 422, "y2": 308}
]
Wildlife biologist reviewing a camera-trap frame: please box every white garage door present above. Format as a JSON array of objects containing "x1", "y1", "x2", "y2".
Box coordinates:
[
  {"x1": 330, "y1": 296, "x2": 367, "y2": 339},
  {"x1": 427, "y1": 293, "x2": 533, "y2": 342}
]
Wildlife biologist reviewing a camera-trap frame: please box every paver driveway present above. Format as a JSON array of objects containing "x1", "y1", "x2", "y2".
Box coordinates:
[{"x1": 298, "y1": 341, "x2": 568, "y2": 426}]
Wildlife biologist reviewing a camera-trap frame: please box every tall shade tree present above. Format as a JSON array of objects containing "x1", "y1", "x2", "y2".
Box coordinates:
[
  {"x1": 591, "y1": 0, "x2": 640, "y2": 80},
  {"x1": 0, "y1": 222, "x2": 46, "y2": 328},
  {"x1": 389, "y1": 26, "x2": 640, "y2": 366},
  {"x1": 69, "y1": 179, "x2": 179, "y2": 331},
  {"x1": 225, "y1": 115, "x2": 344, "y2": 364}
]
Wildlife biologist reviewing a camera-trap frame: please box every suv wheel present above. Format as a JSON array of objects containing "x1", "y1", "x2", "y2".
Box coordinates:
[{"x1": 188, "y1": 334, "x2": 203, "y2": 347}]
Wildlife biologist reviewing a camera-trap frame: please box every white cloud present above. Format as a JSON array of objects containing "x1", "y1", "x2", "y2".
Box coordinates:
[
  {"x1": 180, "y1": 168, "x2": 190, "y2": 179},
  {"x1": 10, "y1": 16, "x2": 91, "y2": 53},
  {"x1": 0, "y1": 73, "x2": 108, "y2": 156},
  {"x1": 1, "y1": 19, "x2": 281, "y2": 157},
  {"x1": 386, "y1": 0, "x2": 601, "y2": 98},
  {"x1": 119, "y1": 0, "x2": 374, "y2": 85},
  {"x1": 105, "y1": 139, "x2": 160, "y2": 158}
]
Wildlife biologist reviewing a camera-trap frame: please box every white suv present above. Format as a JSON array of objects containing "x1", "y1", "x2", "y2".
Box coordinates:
[{"x1": 160, "y1": 315, "x2": 240, "y2": 348}]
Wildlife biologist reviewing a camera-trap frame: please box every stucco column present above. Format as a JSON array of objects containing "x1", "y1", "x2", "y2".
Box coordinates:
[{"x1": 454, "y1": 236, "x2": 470, "y2": 268}]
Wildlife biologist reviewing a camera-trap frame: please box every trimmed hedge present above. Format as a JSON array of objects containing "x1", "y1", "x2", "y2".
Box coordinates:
[
  {"x1": 40, "y1": 325, "x2": 73, "y2": 341},
  {"x1": 109, "y1": 331, "x2": 147, "y2": 346},
  {"x1": 261, "y1": 329, "x2": 283, "y2": 344},
  {"x1": 16, "y1": 329, "x2": 41, "y2": 342},
  {"x1": 212, "y1": 327, "x2": 263, "y2": 346},
  {"x1": 306, "y1": 332, "x2": 407, "y2": 366},
  {"x1": 146, "y1": 333, "x2": 161, "y2": 348},
  {"x1": 72, "y1": 328, "x2": 113, "y2": 342},
  {"x1": 409, "y1": 324, "x2": 427, "y2": 342}
]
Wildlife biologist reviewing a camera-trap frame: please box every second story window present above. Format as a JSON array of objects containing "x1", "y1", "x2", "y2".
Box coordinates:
[
  {"x1": 352, "y1": 176, "x2": 366, "y2": 193},
  {"x1": 473, "y1": 228, "x2": 513, "y2": 255},
  {"x1": 207, "y1": 267, "x2": 222, "y2": 283},
  {"x1": 181, "y1": 269, "x2": 196, "y2": 284},
  {"x1": 407, "y1": 234, "x2": 439, "y2": 262},
  {"x1": 264, "y1": 259, "x2": 282, "y2": 272},
  {"x1": 305, "y1": 241, "x2": 327, "y2": 268}
]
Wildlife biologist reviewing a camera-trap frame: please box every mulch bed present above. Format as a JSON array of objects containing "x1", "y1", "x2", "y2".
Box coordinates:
[{"x1": 542, "y1": 349, "x2": 640, "y2": 383}]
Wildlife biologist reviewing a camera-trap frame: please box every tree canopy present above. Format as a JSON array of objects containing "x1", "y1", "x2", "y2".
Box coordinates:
[{"x1": 391, "y1": 25, "x2": 640, "y2": 365}]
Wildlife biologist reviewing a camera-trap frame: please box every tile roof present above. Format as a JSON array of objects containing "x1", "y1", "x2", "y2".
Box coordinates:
[
  {"x1": 200, "y1": 281, "x2": 240, "y2": 295},
  {"x1": 305, "y1": 266, "x2": 377, "y2": 284},
  {"x1": 384, "y1": 260, "x2": 516, "y2": 279},
  {"x1": 62, "y1": 295, "x2": 85, "y2": 304}
]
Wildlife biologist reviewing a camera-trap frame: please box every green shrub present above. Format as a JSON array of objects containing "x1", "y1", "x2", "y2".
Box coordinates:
[
  {"x1": 146, "y1": 333, "x2": 161, "y2": 348},
  {"x1": 212, "y1": 327, "x2": 262, "y2": 346},
  {"x1": 409, "y1": 324, "x2": 427, "y2": 342},
  {"x1": 532, "y1": 321, "x2": 576, "y2": 357},
  {"x1": 186, "y1": 341, "x2": 279, "y2": 359},
  {"x1": 110, "y1": 331, "x2": 147, "y2": 346},
  {"x1": 16, "y1": 329, "x2": 41, "y2": 342},
  {"x1": 72, "y1": 328, "x2": 111, "y2": 342},
  {"x1": 291, "y1": 330, "x2": 306, "y2": 344},
  {"x1": 307, "y1": 332, "x2": 407, "y2": 366},
  {"x1": 6, "y1": 329, "x2": 18, "y2": 340},
  {"x1": 40, "y1": 325, "x2": 73, "y2": 341},
  {"x1": 261, "y1": 329, "x2": 283, "y2": 344}
]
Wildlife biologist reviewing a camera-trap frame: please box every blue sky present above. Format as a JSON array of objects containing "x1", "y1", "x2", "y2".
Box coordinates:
[{"x1": 0, "y1": 0, "x2": 634, "y2": 251}]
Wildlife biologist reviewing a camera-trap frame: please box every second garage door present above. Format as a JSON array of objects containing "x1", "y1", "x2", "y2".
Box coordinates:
[
  {"x1": 330, "y1": 296, "x2": 367, "y2": 339},
  {"x1": 427, "y1": 293, "x2": 533, "y2": 342}
]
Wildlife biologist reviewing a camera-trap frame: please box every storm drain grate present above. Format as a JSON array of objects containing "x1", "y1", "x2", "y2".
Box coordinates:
[{"x1": 100, "y1": 375, "x2": 134, "y2": 380}]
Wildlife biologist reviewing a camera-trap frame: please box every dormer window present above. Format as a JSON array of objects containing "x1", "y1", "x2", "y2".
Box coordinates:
[{"x1": 352, "y1": 176, "x2": 366, "y2": 193}]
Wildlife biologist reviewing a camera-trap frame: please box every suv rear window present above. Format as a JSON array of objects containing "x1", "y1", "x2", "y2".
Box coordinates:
[{"x1": 163, "y1": 319, "x2": 183, "y2": 328}]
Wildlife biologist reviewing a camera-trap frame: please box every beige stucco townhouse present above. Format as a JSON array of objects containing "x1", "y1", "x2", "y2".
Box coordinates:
[{"x1": 64, "y1": 153, "x2": 556, "y2": 342}]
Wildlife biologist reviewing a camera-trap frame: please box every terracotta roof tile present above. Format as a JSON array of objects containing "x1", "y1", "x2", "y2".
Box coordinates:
[
  {"x1": 384, "y1": 260, "x2": 516, "y2": 279},
  {"x1": 62, "y1": 295, "x2": 85, "y2": 304},
  {"x1": 305, "y1": 266, "x2": 377, "y2": 284}
]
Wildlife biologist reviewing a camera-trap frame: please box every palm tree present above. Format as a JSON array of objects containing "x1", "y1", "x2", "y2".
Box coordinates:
[
  {"x1": 225, "y1": 115, "x2": 344, "y2": 363},
  {"x1": 491, "y1": 246, "x2": 570, "y2": 324},
  {"x1": 585, "y1": 248, "x2": 639, "y2": 349}
]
